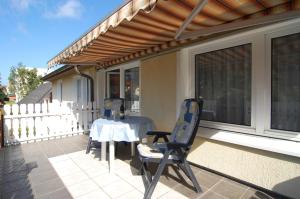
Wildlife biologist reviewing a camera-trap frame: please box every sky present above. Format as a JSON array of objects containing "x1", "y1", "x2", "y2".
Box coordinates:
[{"x1": 0, "y1": 0, "x2": 125, "y2": 85}]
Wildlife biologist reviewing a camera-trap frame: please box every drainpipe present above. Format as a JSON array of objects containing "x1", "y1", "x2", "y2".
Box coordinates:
[{"x1": 74, "y1": 66, "x2": 94, "y2": 102}]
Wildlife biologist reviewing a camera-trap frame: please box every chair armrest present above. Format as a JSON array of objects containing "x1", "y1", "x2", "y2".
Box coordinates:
[
  {"x1": 146, "y1": 131, "x2": 171, "y2": 136},
  {"x1": 147, "y1": 131, "x2": 171, "y2": 143}
]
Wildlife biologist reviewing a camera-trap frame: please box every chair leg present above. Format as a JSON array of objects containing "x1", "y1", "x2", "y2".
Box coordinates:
[
  {"x1": 86, "y1": 137, "x2": 92, "y2": 154},
  {"x1": 144, "y1": 152, "x2": 170, "y2": 199},
  {"x1": 182, "y1": 159, "x2": 202, "y2": 193}
]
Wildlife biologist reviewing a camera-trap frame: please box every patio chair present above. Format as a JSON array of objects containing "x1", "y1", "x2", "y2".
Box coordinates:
[
  {"x1": 137, "y1": 98, "x2": 204, "y2": 199},
  {"x1": 86, "y1": 98, "x2": 124, "y2": 154}
]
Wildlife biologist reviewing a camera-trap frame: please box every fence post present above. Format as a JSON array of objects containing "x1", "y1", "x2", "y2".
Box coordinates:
[{"x1": 0, "y1": 107, "x2": 4, "y2": 148}]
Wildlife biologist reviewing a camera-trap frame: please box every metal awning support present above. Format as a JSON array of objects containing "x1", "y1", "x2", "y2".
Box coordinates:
[
  {"x1": 179, "y1": 9, "x2": 300, "y2": 40},
  {"x1": 174, "y1": 0, "x2": 208, "y2": 40}
]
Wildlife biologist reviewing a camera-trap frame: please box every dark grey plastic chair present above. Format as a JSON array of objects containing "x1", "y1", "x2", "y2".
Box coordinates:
[{"x1": 137, "y1": 98, "x2": 204, "y2": 199}]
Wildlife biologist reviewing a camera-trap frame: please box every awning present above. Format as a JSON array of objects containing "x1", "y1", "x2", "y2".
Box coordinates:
[{"x1": 48, "y1": 0, "x2": 300, "y2": 68}]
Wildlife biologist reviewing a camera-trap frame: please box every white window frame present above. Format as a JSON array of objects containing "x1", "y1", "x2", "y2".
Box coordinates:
[
  {"x1": 190, "y1": 39, "x2": 256, "y2": 135},
  {"x1": 105, "y1": 60, "x2": 141, "y2": 115},
  {"x1": 178, "y1": 18, "x2": 300, "y2": 155},
  {"x1": 264, "y1": 25, "x2": 300, "y2": 140}
]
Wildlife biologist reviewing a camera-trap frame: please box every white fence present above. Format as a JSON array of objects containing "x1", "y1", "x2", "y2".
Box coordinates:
[{"x1": 3, "y1": 102, "x2": 100, "y2": 145}]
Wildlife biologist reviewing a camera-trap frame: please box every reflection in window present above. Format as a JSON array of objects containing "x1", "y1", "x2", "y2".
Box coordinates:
[
  {"x1": 107, "y1": 70, "x2": 120, "y2": 98},
  {"x1": 125, "y1": 67, "x2": 140, "y2": 112},
  {"x1": 195, "y1": 44, "x2": 252, "y2": 126},
  {"x1": 271, "y1": 33, "x2": 300, "y2": 132}
]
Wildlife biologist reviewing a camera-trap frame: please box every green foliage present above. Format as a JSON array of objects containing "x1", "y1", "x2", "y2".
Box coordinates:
[
  {"x1": 8, "y1": 63, "x2": 43, "y2": 100},
  {"x1": 0, "y1": 89, "x2": 7, "y2": 101},
  {"x1": 18, "y1": 127, "x2": 22, "y2": 138}
]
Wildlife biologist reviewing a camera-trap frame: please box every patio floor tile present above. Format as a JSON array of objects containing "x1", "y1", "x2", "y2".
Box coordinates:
[
  {"x1": 0, "y1": 135, "x2": 276, "y2": 199},
  {"x1": 93, "y1": 173, "x2": 122, "y2": 187},
  {"x1": 118, "y1": 189, "x2": 144, "y2": 199},
  {"x1": 33, "y1": 177, "x2": 65, "y2": 197},
  {"x1": 101, "y1": 180, "x2": 135, "y2": 198},
  {"x1": 67, "y1": 179, "x2": 99, "y2": 198},
  {"x1": 195, "y1": 170, "x2": 223, "y2": 189},
  {"x1": 60, "y1": 171, "x2": 90, "y2": 186},
  {"x1": 76, "y1": 189, "x2": 110, "y2": 199},
  {"x1": 199, "y1": 191, "x2": 225, "y2": 199},
  {"x1": 36, "y1": 188, "x2": 73, "y2": 199},
  {"x1": 210, "y1": 180, "x2": 247, "y2": 199}
]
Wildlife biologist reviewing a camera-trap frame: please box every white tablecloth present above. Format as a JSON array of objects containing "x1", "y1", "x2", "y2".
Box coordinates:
[{"x1": 90, "y1": 116, "x2": 154, "y2": 142}]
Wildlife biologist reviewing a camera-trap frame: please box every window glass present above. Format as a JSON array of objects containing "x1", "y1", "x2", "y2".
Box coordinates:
[
  {"x1": 76, "y1": 79, "x2": 81, "y2": 103},
  {"x1": 271, "y1": 33, "x2": 300, "y2": 132},
  {"x1": 125, "y1": 67, "x2": 140, "y2": 112},
  {"x1": 195, "y1": 44, "x2": 252, "y2": 126},
  {"x1": 107, "y1": 70, "x2": 120, "y2": 98}
]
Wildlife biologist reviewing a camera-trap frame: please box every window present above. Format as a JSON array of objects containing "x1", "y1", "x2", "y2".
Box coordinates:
[
  {"x1": 195, "y1": 44, "x2": 252, "y2": 126},
  {"x1": 125, "y1": 67, "x2": 140, "y2": 112},
  {"x1": 106, "y1": 70, "x2": 120, "y2": 98},
  {"x1": 56, "y1": 80, "x2": 63, "y2": 102},
  {"x1": 271, "y1": 33, "x2": 300, "y2": 132},
  {"x1": 76, "y1": 79, "x2": 81, "y2": 103},
  {"x1": 105, "y1": 61, "x2": 140, "y2": 114},
  {"x1": 76, "y1": 77, "x2": 91, "y2": 104}
]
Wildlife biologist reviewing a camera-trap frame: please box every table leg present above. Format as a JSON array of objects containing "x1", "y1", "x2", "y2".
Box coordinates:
[
  {"x1": 101, "y1": 142, "x2": 106, "y2": 162},
  {"x1": 109, "y1": 140, "x2": 115, "y2": 173},
  {"x1": 131, "y1": 142, "x2": 135, "y2": 157}
]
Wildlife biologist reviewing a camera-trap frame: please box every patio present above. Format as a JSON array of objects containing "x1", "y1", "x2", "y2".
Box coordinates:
[{"x1": 0, "y1": 135, "x2": 274, "y2": 199}]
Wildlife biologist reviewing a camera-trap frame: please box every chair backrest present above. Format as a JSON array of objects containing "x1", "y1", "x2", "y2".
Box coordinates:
[
  {"x1": 170, "y1": 98, "x2": 204, "y2": 146},
  {"x1": 103, "y1": 98, "x2": 124, "y2": 118}
]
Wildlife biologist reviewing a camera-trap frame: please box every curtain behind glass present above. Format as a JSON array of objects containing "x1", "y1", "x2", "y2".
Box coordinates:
[
  {"x1": 195, "y1": 44, "x2": 251, "y2": 126},
  {"x1": 271, "y1": 33, "x2": 300, "y2": 132},
  {"x1": 125, "y1": 67, "x2": 140, "y2": 112}
]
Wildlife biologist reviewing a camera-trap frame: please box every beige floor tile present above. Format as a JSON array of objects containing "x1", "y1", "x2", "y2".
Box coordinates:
[
  {"x1": 93, "y1": 173, "x2": 122, "y2": 187},
  {"x1": 84, "y1": 165, "x2": 109, "y2": 177},
  {"x1": 115, "y1": 165, "x2": 139, "y2": 178},
  {"x1": 159, "y1": 189, "x2": 190, "y2": 199},
  {"x1": 117, "y1": 189, "x2": 144, "y2": 199},
  {"x1": 67, "y1": 150, "x2": 86, "y2": 159},
  {"x1": 123, "y1": 175, "x2": 145, "y2": 190},
  {"x1": 102, "y1": 180, "x2": 135, "y2": 198},
  {"x1": 53, "y1": 165, "x2": 81, "y2": 177},
  {"x1": 151, "y1": 182, "x2": 172, "y2": 199},
  {"x1": 60, "y1": 171, "x2": 89, "y2": 186},
  {"x1": 114, "y1": 159, "x2": 131, "y2": 169},
  {"x1": 48, "y1": 154, "x2": 70, "y2": 163},
  {"x1": 67, "y1": 179, "x2": 99, "y2": 198},
  {"x1": 76, "y1": 189, "x2": 110, "y2": 199}
]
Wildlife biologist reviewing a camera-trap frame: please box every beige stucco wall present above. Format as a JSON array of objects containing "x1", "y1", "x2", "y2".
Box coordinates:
[
  {"x1": 188, "y1": 137, "x2": 300, "y2": 198},
  {"x1": 140, "y1": 52, "x2": 177, "y2": 131}
]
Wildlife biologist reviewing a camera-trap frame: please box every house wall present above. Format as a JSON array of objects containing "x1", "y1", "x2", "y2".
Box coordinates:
[
  {"x1": 140, "y1": 52, "x2": 177, "y2": 131},
  {"x1": 138, "y1": 39, "x2": 300, "y2": 198},
  {"x1": 51, "y1": 67, "x2": 97, "y2": 103}
]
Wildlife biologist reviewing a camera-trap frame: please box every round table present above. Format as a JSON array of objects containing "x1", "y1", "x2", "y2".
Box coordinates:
[{"x1": 89, "y1": 116, "x2": 154, "y2": 172}]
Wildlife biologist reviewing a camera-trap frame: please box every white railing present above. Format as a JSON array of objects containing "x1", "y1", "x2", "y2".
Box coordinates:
[{"x1": 3, "y1": 102, "x2": 100, "y2": 145}]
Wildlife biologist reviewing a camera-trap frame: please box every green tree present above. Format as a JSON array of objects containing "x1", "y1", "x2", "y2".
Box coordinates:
[{"x1": 8, "y1": 63, "x2": 43, "y2": 101}]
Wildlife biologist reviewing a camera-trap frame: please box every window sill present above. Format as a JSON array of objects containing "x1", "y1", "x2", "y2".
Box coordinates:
[{"x1": 197, "y1": 127, "x2": 300, "y2": 158}]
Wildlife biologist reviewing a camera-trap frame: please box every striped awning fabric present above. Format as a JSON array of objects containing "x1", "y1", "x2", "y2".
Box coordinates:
[{"x1": 47, "y1": 0, "x2": 300, "y2": 68}]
